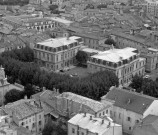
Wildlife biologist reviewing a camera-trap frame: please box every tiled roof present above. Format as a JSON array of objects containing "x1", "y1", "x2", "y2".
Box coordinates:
[
  {"x1": 59, "y1": 92, "x2": 110, "y2": 112},
  {"x1": 133, "y1": 115, "x2": 158, "y2": 135},
  {"x1": 103, "y1": 88, "x2": 156, "y2": 114},
  {"x1": 68, "y1": 113, "x2": 121, "y2": 134},
  {"x1": 4, "y1": 99, "x2": 42, "y2": 120}
]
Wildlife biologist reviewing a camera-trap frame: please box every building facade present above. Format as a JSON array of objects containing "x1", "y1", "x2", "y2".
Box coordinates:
[
  {"x1": 101, "y1": 87, "x2": 158, "y2": 134},
  {"x1": 140, "y1": 48, "x2": 158, "y2": 72},
  {"x1": 34, "y1": 36, "x2": 83, "y2": 71},
  {"x1": 4, "y1": 99, "x2": 45, "y2": 134},
  {"x1": 87, "y1": 47, "x2": 146, "y2": 86},
  {"x1": 68, "y1": 113, "x2": 122, "y2": 135},
  {"x1": 146, "y1": 0, "x2": 158, "y2": 17}
]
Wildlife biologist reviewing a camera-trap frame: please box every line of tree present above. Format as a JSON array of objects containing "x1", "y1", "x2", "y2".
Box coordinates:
[
  {"x1": 2, "y1": 47, "x2": 119, "y2": 102},
  {"x1": 130, "y1": 75, "x2": 158, "y2": 97}
]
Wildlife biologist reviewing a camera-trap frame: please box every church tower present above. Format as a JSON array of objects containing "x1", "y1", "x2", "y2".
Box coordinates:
[{"x1": 0, "y1": 66, "x2": 8, "y2": 86}]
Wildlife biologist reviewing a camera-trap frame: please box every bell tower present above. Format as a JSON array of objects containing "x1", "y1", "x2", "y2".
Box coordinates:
[{"x1": 0, "y1": 66, "x2": 8, "y2": 86}]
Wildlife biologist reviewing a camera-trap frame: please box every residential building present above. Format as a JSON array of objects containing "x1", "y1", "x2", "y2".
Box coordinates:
[
  {"x1": 68, "y1": 113, "x2": 122, "y2": 135},
  {"x1": 3, "y1": 99, "x2": 44, "y2": 134},
  {"x1": 132, "y1": 115, "x2": 158, "y2": 135},
  {"x1": 87, "y1": 47, "x2": 146, "y2": 86},
  {"x1": 56, "y1": 92, "x2": 112, "y2": 118},
  {"x1": 2, "y1": 14, "x2": 65, "y2": 31},
  {"x1": 140, "y1": 48, "x2": 158, "y2": 72},
  {"x1": 101, "y1": 87, "x2": 158, "y2": 134},
  {"x1": 31, "y1": 88, "x2": 60, "y2": 124},
  {"x1": 146, "y1": 0, "x2": 158, "y2": 17},
  {"x1": 0, "y1": 66, "x2": 24, "y2": 105},
  {"x1": 110, "y1": 30, "x2": 147, "y2": 51},
  {"x1": 34, "y1": 35, "x2": 83, "y2": 71}
]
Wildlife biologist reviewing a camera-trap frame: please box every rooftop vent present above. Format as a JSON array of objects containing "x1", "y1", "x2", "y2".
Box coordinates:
[{"x1": 127, "y1": 99, "x2": 131, "y2": 104}]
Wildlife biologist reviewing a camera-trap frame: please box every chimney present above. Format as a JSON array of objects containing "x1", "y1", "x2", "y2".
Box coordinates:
[
  {"x1": 90, "y1": 115, "x2": 92, "y2": 120},
  {"x1": 140, "y1": 91, "x2": 143, "y2": 94},
  {"x1": 101, "y1": 120, "x2": 104, "y2": 124},
  {"x1": 127, "y1": 99, "x2": 131, "y2": 104},
  {"x1": 83, "y1": 112, "x2": 86, "y2": 117},
  {"x1": 43, "y1": 87, "x2": 46, "y2": 91},
  {"x1": 24, "y1": 95, "x2": 28, "y2": 100},
  {"x1": 66, "y1": 32, "x2": 70, "y2": 40},
  {"x1": 56, "y1": 89, "x2": 59, "y2": 94},
  {"x1": 53, "y1": 87, "x2": 56, "y2": 92}
]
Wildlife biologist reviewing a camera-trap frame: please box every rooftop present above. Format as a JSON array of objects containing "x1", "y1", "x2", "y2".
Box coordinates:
[
  {"x1": 91, "y1": 47, "x2": 137, "y2": 63},
  {"x1": 49, "y1": 17, "x2": 73, "y2": 25},
  {"x1": 59, "y1": 92, "x2": 111, "y2": 113},
  {"x1": 4, "y1": 99, "x2": 42, "y2": 120},
  {"x1": 68, "y1": 113, "x2": 121, "y2": 134},
  {"x1": 133, "y1": 115, "x2": 158, "y2": 135},
  {"x1": 102, "y1": 87, "x2": 156, "y2": 114},
  {"x1": 37, "y1": 36, "x2": 81, "y2": 48}
]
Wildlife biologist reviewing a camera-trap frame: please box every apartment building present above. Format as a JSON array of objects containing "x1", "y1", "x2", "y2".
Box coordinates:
[
  {"x1": 4, "y1": 99, "x2": 44, "y2": 134},
  {"x1": 34, "y1": 36, "x2": 83, "y2": 71},
  {"x1": 68, "y1": 113, "x2": 122, "y2": 135},
  {"x1": 101, "y1": 87, "x2": 158, "y2": 134},
  {"x1": 146, "y1": 0, "x2": 158, "y2": 17},
  {"x1": 0, "y1": 66, "x2": 24, "y2": 105},
  {"x1": 140, "y1": 48, "x2": 158, "y2": 72},
  {"x1": 87, "y1": 47, "x2": 146, "y2": 86}
]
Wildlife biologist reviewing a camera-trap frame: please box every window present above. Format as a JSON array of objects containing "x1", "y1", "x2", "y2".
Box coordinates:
[
  {"x1": 106, "y1": 110, "x2": 108, "y2": 114},
  {"x1": 135, "y1": 120, "x2": 139, "y2": 123},
  {"x1": 127, "y1": 117, "x2": 131, "y2": 122},
  {"x1": 39, "y1": 115, "x2": 41, "y2": 119},
  {"x1": 99, "y1": 113, "x2": 101, "y2": 117},
  {"x1": 113, "y1": 112, "x2": 116, "y2": 117},
  {"x1": 26, "y1": 126, "x2": 29, "y2": 129},
  {"x1": 39, "y1": 121, "x2": 42, "y2": 125},
  {"x1": 82, "y1": 132, "x2": 84, "y2": 135},
  {"x1": 103, "y1": 111, "x2": 105, "y2": 115},
  {"x1": 21, "y1": 122, "x2": 24, "y2": 126},
  {"x1": 129, "y1": 127, "x2": 132, "y2": 130},
  {"x1": 119, "y1": 113, "x2": 121, "y2": 119},
  {"x1": 110, "y1": 110, "x2": 112, "y2": 116},
  {"x1": 72, "y1": 128, "x2": 75, "y2": 133}
]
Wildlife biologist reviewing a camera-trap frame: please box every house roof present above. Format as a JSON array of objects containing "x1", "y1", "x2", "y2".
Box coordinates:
[
  {"x1": 102, "y1": 88, "x2": 156, "y2": 114},
  {"x1": 4, "y1": 99, "x2": 42, "y2": 120},
  {"x1": 68, "y1": 113, "x2": 121, "y2": 134},
  {"x1": 59, "y1": 92, "x2": 111, "y2": 113},
  {"x1": 91, "y1": 47, "x2": 137, "y2": 63},
  {"x1": 133, "y1": 115, "x2": 158, "y2": 135}
]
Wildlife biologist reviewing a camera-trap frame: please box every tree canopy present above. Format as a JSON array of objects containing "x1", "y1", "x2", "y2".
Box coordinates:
[
  {"x1": 5, "y1": 89, "x2": 24, "y2": 104},
  {"x1": 130, "y1": 75, "x2": 158, "y2": 97},
  {"x1": 76, "y1": 51, "x2": 88, "y2": 65},
  {"x1": 0, "y1": 47, "x2": 119, "y2": 100},
  {"x1": 104, "y1": 38, "x2": 116, "y2": 46}
]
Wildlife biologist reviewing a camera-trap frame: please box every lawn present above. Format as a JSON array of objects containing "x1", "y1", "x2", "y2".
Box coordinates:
[{"x1": 64, "y1": 66, "x2": 91, "y2": 78}]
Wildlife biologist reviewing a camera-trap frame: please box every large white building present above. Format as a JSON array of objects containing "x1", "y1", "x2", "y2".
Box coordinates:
[
  {"x1": 34, "y1": 36, "x2": 83, "y2": 71},
  {"x1": 87, "y1": 47, "x2": 146, "y2": 86},
  {"x1": 68, "y1": 113, "x2": 122, "y2": 135},
  {"x1": 101, "y1": 87, "x2": 158, "y2": 134}
]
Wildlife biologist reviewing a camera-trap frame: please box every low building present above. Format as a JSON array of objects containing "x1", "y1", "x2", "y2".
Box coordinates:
[
  {"x1": 0, "y1": 66, "x2": 24, "y2": 105},
  {"x1": 87, "y1": 47, "x2": 146, "y2": 86},
  {"x1": 3, "y1": 99, "x2": 44, "y2": 134},
  {"x1": 101, "y1": 87, "x2": 158, "y2": 134},
  {"x1": 68, "y1": 113, "x2": 122, "y2": 135},
  {"x1": 34, "y1": 35, "x2": 83, "y2": 71},
  {"x1": 56, "y1": 92, "x2": 112, "y2": 118},
  {"x1": 132, "y1": 115, "x2": 158, "y2": 135}
]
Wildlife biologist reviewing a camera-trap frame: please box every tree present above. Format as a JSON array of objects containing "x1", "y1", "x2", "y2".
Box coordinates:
[
  {"x1": 97, "y1": 4, "x2": 107, "y2": 9},
  {"x1": 76, "y1": 51, "x2": 88, "y2": 65},
  {"x1": 104, "y1": 38, "x2": 116, "y2": 46},
  {"x1": 5, "y1": 89, "x2": 24, "y2": 104},
  {"x1": 130, "y1": 75, "x2": 143, "y2": 91},
  {"x1": 24, "y1": 84, "x2": 36, "y2": 98}
]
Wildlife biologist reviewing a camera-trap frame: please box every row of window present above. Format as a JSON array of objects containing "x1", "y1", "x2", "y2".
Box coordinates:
[
  {"x1": 21, "y1": 115, "x2": 41, "y2": 126},
  {"x1": 34, "y1": 50, "x2": 77, "y2": 62},
  {"x1": 35, "y1": 42, "x2": 78, "y2": 52}
]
